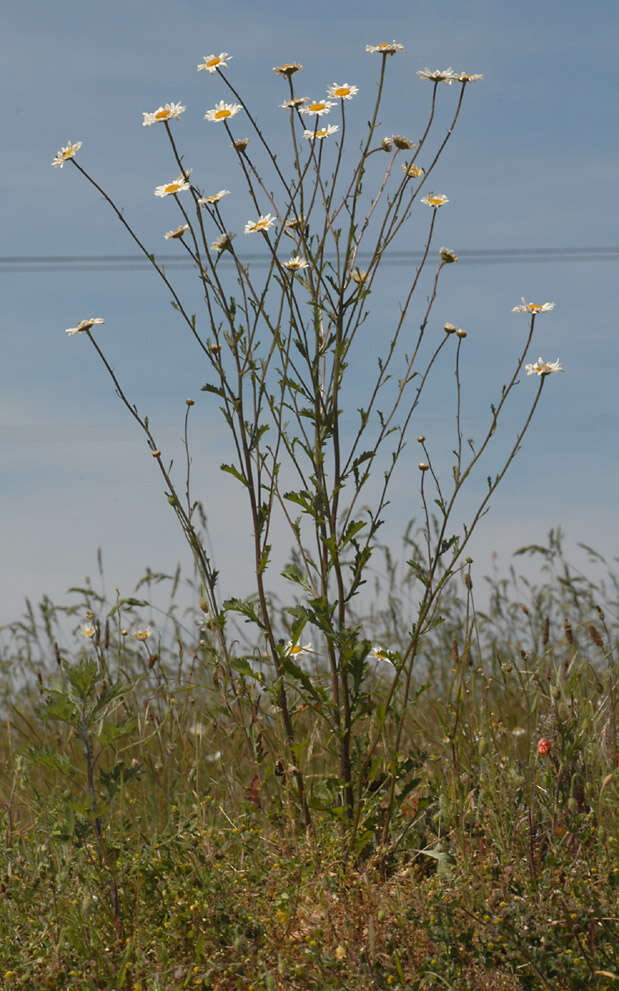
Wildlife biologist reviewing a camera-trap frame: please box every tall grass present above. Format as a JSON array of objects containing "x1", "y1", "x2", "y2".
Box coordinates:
[{"x1": 0, "y1": 529, "x2": 616, "y2": 989}]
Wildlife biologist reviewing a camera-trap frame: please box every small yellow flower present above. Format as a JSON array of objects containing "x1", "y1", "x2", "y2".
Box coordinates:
[
  {"x1": 198, "y1": 189, "x2": 230, "y2": 205},
  {"x1": 244, "y1": 213, "x2": 276, "y2": 234},
  {"x1": 52, "y1": 140, "x2": 82, "y2": 168},
  {"x1": 273, "y1": 63, "x2": 303, "y2": 76},
  {"x1": 142, "y1": 103, "x2": 185, "y2": 127},
  {"x1": 366, "y1": 41, "x2": 405, "y2": 55},
  {"x1": 154, "y1": 172, "x2": 191, "y2": 197},
  {"x1": 402, "y1": 163, "x2": 424, "y2": 178},
  {"x1": 197, "y1": 52, "x2": 231, "y2": 74},
  {"x1": 327, "y1": 83, "x2": 359, "y2": 100},
  {"x1": 164, "y1": 224, "x2": 189, "y2": 240},
  {"x1": 421, "y1": 193, "x2": 449, "y2": 208},
  {"x1": 66, "y1": 317, "x2": 104, "y2": 336},
  {"x1": 204, "y1": 101, "x2": 242, "y2": 123},
  {"x1": 303, "y1": 124, "x2": 339, "y2": 140},
  {"x1": 300, "y1": 100, "x2": 335, "y2": 117}
]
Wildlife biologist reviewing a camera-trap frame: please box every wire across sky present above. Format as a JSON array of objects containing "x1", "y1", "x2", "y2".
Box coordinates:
[{"x1": 1, "y1": 246, "x2": 617, "y2": 273}]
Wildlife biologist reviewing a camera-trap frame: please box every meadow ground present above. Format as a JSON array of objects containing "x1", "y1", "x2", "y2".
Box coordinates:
[{"x1": 0, "y1": 533, "x2": 616, "y2": 990}]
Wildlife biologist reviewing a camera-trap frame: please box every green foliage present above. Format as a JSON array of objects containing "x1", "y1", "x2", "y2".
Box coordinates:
[{"x1": 0, "y1": 539, "x2": 616, "y2": 988}]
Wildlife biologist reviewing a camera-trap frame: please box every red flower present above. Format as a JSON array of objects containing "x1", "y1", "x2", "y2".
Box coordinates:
[{"x1": 537, "y1": 738, "x2": 551, "y2": 756}]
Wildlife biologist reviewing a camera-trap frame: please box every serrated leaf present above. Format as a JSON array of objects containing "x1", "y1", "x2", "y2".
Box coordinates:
[{"x1": 220, "y1": 463, "x2": 248, "y2": 487}]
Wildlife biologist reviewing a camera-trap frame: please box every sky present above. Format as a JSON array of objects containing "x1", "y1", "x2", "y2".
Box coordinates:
[{"x1": 2, "y1": 0, "x2": 618, "y2": 631}]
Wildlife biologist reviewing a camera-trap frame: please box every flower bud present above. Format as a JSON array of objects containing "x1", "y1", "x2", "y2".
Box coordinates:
[
  {"x1": 443, "y1": 322, "x2": 457, "y2": 334},
  {"x1": 440, "y1": 247, "x2": 458, "y2": 264}
]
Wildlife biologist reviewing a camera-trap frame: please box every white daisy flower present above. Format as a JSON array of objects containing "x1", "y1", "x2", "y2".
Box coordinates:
[
  {"x1": 512, "y1": 298, "x2": 556, "y2": 314},
  {"x1": 51, "y1": 140, "x2": 82, "y2": 168},
  {"x1": 440, "y1": 246, "x2": 458, "y2": 263},
  {"x1": 351, "y1": 268, "x2": 369, "y2": 285},
  {"x1": 525, "y1": 356, "x2": 564, "y2": 376},
  {"x1": 204, "y1": 100, "x2": 242, "y2": 123},
  {"x1": 285, "y1": 640, "x2": 313, "y2": 657},
  {"x1": 65, "y1": 317, "x2": 104, "y2": 336},
  {"x1": 365, "y1": 41, "x2": 405, "y2": 55},
  {"x1": 142, "y1": 102, "x2": 186, "y2": 127},
  {"x1": 327, "y1": 83, "x2": 359, "y2": 100},
  {"x1": 300, "y1": 100, "x2": 335, "y2": 117},
  {"x1": 283, "y1": 255, "x2": 309, "y2": 271},
  {"x1": 154, "y1": 172, "x2": 191, "y2": 197},
  {"x1": 244, "y1": 214, "x2": 276, "y2": 234},
  {"x1": 197, "y1": 52, "x2": 231, "y2": 74},
  {"x1": 421, "y1": 193, "x2": 449, "y2": 208},
  {"x1": 280, "y1": 97, "x2": 308, "y2": 109},
  {"x1": 303, "y1": 124, "x2": 339, "y2": 140},
  {"x1": 198, "y1": 189, "x2": 231, "y2": 205},
  {"x1": 134, "y1": 627, "x2": 152, "y2": 641},
  {"x1": 164, "y1": 224, "x2": 189, "y2": 240},
  {"x1": 371, "y1": 645, "x2": 394, "y2": 665},
  {"x1": 391, "y1": 134, "x2": 415, "y2": 150},
  {"x1": 456, "y1": 72, "x2": 483, "y2": 83},
  {"x1": 79, "y1": 623, "x2": 97, "y2": 638},
  {"x1": 273, "y1": 63, "x2": 303, "y2": 76},
  {"x1": 402, "y1": 163, "x2": 424, "y2": 178},
  {"x1": 210, "y1": 231, "x2": 236, "y2": 253},
  {"x1": 416, "y1": 67, "x2": 458, "y2": 84}
]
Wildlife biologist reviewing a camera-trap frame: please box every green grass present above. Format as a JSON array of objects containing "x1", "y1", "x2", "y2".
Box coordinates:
[{"x1": 0, "y1": 533, "x2": 617, "y2": 990}]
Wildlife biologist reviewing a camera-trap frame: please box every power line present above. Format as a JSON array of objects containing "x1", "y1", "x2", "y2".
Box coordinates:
[{"x1": 1, "y1": 247, "x2": 617, "y2": 274}]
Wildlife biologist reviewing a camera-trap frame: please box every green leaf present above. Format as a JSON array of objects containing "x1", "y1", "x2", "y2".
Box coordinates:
[
  {"x1": 201, "y1": 382, "x2": 225, "y2": 397},
  {"x1": 223, "y1": 597, "x2": 265, "y2": 629},
  {"x1": 220, "y1": 463, "x2": 248, "y2": 488},
  {"x1": 27, "y1": 744, "x2": 75, "y2": 776},
  {"x1": 66, "y1": 658, "x2": 99, "y2": 700},
  {"x1": 281, "y1": 564, "x2": 313, "y2": 592}
]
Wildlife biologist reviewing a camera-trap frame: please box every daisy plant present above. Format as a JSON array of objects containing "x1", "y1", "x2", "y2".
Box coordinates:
[{"x1": 55, "y1": 41, "x2": 563, "y2": 849}]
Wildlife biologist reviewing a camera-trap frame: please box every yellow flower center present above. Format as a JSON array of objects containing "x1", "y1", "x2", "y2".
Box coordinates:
[
  {"x1": 155, "y1": 109, "x2": 170, "y2": 120},
  {"x1": 214, "y1": 109, "x2": 231, "y2": 119},
  {"x1": 166, "y1": 183, "x2": 181, "y2": 193},
  {"x1": 309, "y1": 102, "x2": 325, "y2": 112},
  {"x1": 207, "y1": 57, "x2": 221, "y2": 68},
  {"x1": 529, "y1": 304, "x2": 542, "y2": 312},
  {"x1": 334, "y1": 87, "x2": 349, "y2": 97}
]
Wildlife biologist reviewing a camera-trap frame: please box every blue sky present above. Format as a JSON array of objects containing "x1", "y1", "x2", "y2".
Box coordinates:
[{"x1": 2, "y1": 0, "x2": 618, "y2": 626}]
